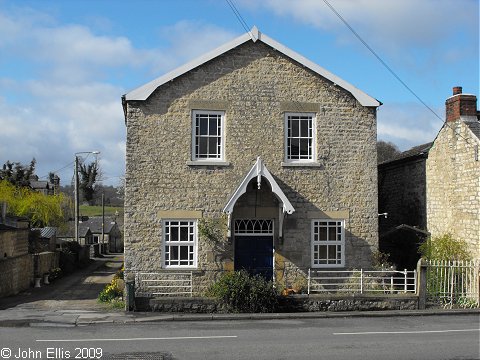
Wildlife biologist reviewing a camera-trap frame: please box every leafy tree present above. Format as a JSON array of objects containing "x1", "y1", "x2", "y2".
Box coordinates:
[
  {"x1": 0, "y1": 159, "x2": 36, "y2": 186},
  {"x1": 377, "y1": 140, "x2": 401, "y2": 163},
  {"x1": 78, "y1": 161, "x2": 99, "y2": 205},
  {"x1": 0, "y1": 179, "x2": 65, "y2": 227}
]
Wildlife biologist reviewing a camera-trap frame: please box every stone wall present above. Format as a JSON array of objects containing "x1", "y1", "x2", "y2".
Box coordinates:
[
  {"x1": 36, "y1": 251, "x2": 59, "y2": 277},
  {"x1": 125, "y1": 41, "x2": 379, "y2": 293},
  {"x1": 0, "y1": 254, "x2": 33, "y2": 297},
  {"x1": 136, "y1": 294, "x2": 418, "y2": 312},
  {"x1": 0, "y1": 227, "x2": 29, "y2": 258},
  {"x1": 426, "y1": 120, "x2": 480, "y2": 259}
]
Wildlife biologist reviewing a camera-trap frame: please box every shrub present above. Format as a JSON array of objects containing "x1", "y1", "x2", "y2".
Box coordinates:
[
  {"x1": 207, "y1": 271, "x2": 278, "y2": 313},
  {"x1": 419, "y1": 233, "x2": 471, "y2": 261}
]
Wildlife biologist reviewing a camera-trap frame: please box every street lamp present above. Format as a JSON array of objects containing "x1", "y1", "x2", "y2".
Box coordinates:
[{"x1": 74, "y1": 151, "x2": 99, "y2": 245}]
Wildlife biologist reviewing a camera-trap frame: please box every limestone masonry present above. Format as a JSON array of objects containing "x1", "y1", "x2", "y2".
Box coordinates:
[{"x1": 123, "y1": 29, "x2": 380, "y2": 297}]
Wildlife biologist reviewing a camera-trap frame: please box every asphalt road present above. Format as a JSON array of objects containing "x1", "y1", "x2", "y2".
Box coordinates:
[{"x1": 0, "y1": 314, "x2": 478, "y2": 360}]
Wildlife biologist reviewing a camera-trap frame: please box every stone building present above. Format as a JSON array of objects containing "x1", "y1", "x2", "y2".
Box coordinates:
[
  {"x1": 122, "y1": 27, "x2": 381, "y2": 296},
  {"x1": 378, "y1": 143, "x2": 432, "y2": 269},
  {"x1": 426, "y1": 87, "x2": 480, "y2": 259},
  {"x1": 379, "y1": 86, "x2": 480, "y2": 264}
]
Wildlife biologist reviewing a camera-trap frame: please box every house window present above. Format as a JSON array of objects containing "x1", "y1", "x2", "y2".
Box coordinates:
[
  {"x1": 192, "y1": 110, "x2": 224, "y2": 160},
  {"x1": 163, "y1": 220, "x2": 197, "y2": 268},
  {"x1": 93, "y1": 235, "x2": 99, "y2": 244},
  {"x1": 311, "y1": 219, "x2": 345, "y2": 267},
  {"x1": 285, "y1": 113, "x2": 315, "y2": 162}
]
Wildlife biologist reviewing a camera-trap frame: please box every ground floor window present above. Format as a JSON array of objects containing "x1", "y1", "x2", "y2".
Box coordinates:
[
  {"x1": 163, "y1": 220, "x2": 197, "y2": 268},
  {"x1": 311, "y1": 219, "x2": 345, "y2": 267}
]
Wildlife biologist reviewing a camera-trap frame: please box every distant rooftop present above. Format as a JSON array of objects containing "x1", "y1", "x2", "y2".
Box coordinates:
[{"x1": 379, "y1": 142, "x2": 433, "y2": 166}]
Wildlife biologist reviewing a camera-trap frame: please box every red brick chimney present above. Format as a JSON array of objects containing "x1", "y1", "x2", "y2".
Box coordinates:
[{"x1": 445, "y1": 86, "x2": 477, "y2": 122}]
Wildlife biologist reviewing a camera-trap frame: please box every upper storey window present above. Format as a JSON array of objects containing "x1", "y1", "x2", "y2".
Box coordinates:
[
  {"x1": 192, "y1": 110, "x2": 225, "y2": 161},
  {"x1": 285, "y1": 113, "x2": 316, "y2": 162}
]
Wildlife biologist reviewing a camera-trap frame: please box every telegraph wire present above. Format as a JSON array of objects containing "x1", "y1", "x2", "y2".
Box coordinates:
[
  {"x1": 38, "y1": 160, "x2": 74, "y2": 180},
  {"x1": 225, "y1": 0, "x2": 256, "y2": 40},
  {"x1": 321, "y1": 0, "x2": 472, "y2": 145}
]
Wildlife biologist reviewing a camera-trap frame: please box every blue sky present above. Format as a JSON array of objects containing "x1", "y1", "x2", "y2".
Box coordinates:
[{"x1": 0, "y1": 0, "x2": 478, "y2": 186}]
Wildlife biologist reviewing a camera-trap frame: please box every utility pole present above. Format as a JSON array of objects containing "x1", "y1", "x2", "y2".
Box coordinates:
[
  {"x1": 101, "y1": 192, "x2": 105, "y2": 255},
  {"x1": 74, "y1": 155, "x2": 79, "y2": 244}
]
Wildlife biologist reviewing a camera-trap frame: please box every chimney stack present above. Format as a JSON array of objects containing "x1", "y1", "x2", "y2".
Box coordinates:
[{"x1": 445, "y1": 86, "x2": 477, "y2": 122}]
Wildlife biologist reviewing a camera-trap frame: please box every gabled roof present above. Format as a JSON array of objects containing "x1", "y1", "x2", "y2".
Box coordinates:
[
  {"x1": 464, "y1": 118, "x2": 480, "y2": 140},
  {"x1": 78, "y1": 217, "x2": 118, "y2": 234},
  {"x1": 57, "y1": 222, "x2": 91, "y2": 238},
  {"x1": 124, "y1": 26, "x2": 380, "y2": 107},
  {"x1": 379, "y1": 142, "x2": 432, "y2": 167}
]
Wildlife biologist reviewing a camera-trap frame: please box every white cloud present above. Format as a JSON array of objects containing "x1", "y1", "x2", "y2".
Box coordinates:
[
  {"x1": 0, "y1": 7, "x2": 236, "y2": 185},
  {"x1": 377, "y1": 102, "x2": 441, "y2": 150},
  {"x1": 240, "y1": 0, "x2": 478, "y2": 60}
]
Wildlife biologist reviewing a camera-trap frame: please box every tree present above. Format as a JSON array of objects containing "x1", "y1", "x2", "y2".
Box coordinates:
[
  {"x1": 0, "y1": 179, "x2": 66, "y2": 227},
  {"x1": 0, "y1": 159, "x2": 36, "y2": 187},
  {"x1": 78, "y1": 161, "x2": 99, "y2": 205},
  {"x1": 377, "y1": 140, "x2": 401, "y2": 163}
]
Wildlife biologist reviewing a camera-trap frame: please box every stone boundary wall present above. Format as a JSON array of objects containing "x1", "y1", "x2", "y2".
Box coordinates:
[
  {"x1": 36, "y1": 251, "x2": 59, "y2": 276},
  {"x1": 135, "y1": 294, "x2": 418, "y2": 313},
  {"x1": 0, "y1": 252, "x2": 60, "y2": 297},
  {"x1": 0, "y1": 254, "x2": 33, "y2": 297}
]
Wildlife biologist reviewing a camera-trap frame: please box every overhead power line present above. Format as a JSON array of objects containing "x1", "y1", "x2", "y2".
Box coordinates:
[
  {"x1": 321, "y1": 0, "x2": 471, "y2": 145},
  {"x1": 225, "y1": 0, "x2": 256, "y2": 40}
]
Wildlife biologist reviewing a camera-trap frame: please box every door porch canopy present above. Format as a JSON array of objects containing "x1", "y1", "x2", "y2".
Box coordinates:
[{"x1": 223, "y1": 157, "x2": 295, "y2": 238}]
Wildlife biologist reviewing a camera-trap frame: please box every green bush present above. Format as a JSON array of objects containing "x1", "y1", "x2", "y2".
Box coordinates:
[
  {"x1": 419, "y1": 233, "x2": 471, "y2": 261},
  {"x1": 207, "y1": 271, "x2": 278, "y2": 313}
]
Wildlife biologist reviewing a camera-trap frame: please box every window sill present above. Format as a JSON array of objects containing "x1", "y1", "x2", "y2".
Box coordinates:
[
  {"x1": 311, "y1": 264, "x2": 345, "y2": 269},
  {"x1": 187, "y1": 160, "x2": 231, "y2": 167},
  {"x1": 281, "y1": 162, "x2": 323, "y2": 168}
]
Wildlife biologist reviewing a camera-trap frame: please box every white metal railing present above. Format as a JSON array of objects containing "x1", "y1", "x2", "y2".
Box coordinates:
[
  {"x1": 307, "y1": 268, "x2": 416, "y2": 295},
  {"x1": 426, "y1": 260, "x2": 480, "y2": 307},
  {"x1": 135, "y1": 271, "x2": 193, "y2": 297}
]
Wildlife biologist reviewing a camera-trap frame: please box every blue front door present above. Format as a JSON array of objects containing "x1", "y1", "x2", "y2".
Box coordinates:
[{"x1": 234, "y1": 236, "x2": 273, "y2": 281}]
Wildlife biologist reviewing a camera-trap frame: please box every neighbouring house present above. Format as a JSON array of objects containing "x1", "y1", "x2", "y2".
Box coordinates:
[
  {"x1": 78, "y1": 217, "x2": 123, "y2": 253},
  {"x1": 378, "y1": 143, "x2": 432, "y2": 269},
  {"x1": 57, "y1": 222, "x2": 93, "y2": 250},
  {"x1": 379, "y1": 86, "x2": 480, "y2": 264},
  {"x1": 29, "y1": 174, "x2": 60, "y2": 195},
  {"x1": 426, "y1": 87, "x2": 479, "y2": 259},
  {"x1": 56, "y1": 217, "x2": 123, "y2": 255},
  {"x1": 122, "y1": 27, "x2": 381, "y2": 296}
]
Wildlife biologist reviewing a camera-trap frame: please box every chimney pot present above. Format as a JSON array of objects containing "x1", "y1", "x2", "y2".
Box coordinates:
[{"x1": 453, "y1": 86, "x2": 462, "y2": 95}]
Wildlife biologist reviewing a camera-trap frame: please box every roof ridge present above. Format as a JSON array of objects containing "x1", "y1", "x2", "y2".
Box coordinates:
[{"x1": 124, "y1": 26, "x2": 380, "y2": 107}]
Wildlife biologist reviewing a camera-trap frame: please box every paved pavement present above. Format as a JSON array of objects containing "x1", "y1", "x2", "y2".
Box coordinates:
[{"x1": 0, "y1": 254, "x2": 478, "y2": 327}]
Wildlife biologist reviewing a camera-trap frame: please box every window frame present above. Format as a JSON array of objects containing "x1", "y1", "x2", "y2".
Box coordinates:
[
  {"x1": 311, "y1": 219, "x2": 345, "y2": 268},
  {"x1": 191, "y1": 110, "x2": 225, "y2": 162},
  {"x1": 284, "y1": 112, "x2": 316, "y2": 163},
  {"x1": 162, "y1": 219, "x2": 198, "y2": 269}
]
